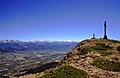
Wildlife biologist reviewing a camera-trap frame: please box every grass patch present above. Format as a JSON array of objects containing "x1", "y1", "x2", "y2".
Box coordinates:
[
  {"x1": 100, "y1": 51, "x2": 112, "y2": 56},
  {"x1": 92, "y1": 59, "x2": 120, "y2": 72},
  {"x1": 92, "y1": 43, "x2": 110, "y2": 50},
  {"x1": 78, "y1": 46, "x2": 94, "y2": 55},
  {"x1": 41, "y1": 65, "x2": 88, "y2": 78},
  {"x1": 78, "y1": 43, "x2": 111, "y2": 55}
]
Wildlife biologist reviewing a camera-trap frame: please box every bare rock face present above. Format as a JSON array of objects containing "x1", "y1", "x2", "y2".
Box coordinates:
[{"x1": 59, "y1": 39, "x2": 120, "y2": 78}]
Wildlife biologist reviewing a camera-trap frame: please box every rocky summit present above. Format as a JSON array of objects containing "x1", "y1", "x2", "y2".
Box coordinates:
[{"x1": 20, "y1": 39, "x2": 120, "y2": 78}]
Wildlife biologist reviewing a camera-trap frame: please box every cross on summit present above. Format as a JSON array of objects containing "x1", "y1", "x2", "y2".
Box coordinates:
[{"x1": 103, "y1": 21, "x2": 108, "y2": 39}]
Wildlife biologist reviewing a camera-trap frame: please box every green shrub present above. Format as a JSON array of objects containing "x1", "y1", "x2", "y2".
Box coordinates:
[
  {"x1": 117, "y1": 46, "x2": 120, "y2": 51},
  {"x1": 79, "y1": 46, "x2": 94, "y2": 55},
  {"x1": 77, "y1": 48, "x2": 81, "y2": 51},
  {"x1": 78, "y1": 43, "x2": 111, "y2": 55},
  {"x1": 41, "y1": 65, "x2": 88, "y2": 78},
  {"x1": 100, "y1": 51, "x2": 112, "y2": 56},
  {"x1": 92, "y1": 43, "x2": 110, "y2": 50},
  {"x1": 92, "y1": 59, "x2": 120, "y2": 72}
]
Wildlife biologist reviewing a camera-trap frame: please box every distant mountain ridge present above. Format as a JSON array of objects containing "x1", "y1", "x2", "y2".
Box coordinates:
[
  {"x1": 0, "y1": 40, "x2": 78, "y2": 43},
  {"x1": 0, "y1": 40, "x2": 78, "y2": 77},
  {"x1": 0, "y1": 40, "x2": 78, "y2": 53}
]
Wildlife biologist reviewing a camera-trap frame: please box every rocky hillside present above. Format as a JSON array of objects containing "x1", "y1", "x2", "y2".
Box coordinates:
[{"x1": 20, "y1": 39, "x2": 120, "y2": 78}]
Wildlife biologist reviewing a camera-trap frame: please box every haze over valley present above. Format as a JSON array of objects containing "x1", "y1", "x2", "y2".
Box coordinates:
[{"x1": 0, "y1": 40, "x2": 78, "y2": 77}]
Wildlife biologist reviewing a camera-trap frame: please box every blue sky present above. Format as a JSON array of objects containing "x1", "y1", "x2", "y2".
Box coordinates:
[{"x1": 0, "y1": 0, "x2": 120, "y2": 41}]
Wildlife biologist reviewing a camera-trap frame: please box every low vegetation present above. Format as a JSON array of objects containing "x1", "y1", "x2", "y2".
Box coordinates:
[
  {"x1": 109, "y1": 39, "x2": 120, "y2": 43},
  {"x1": 117, "y1": 46, "x2": 120, "y2": 51},
  {"x1": 92, "y1": 43, "x2": 111, "y2": 50},
  {"x1": 41, "y1": 65, "x2": 88, "y2": 78},
  {"x1": 92, "y1": 59, "x2": 120, "y2": 72},
  {"x1": 100, "y1": 51, "x2": 112, "y2": 56},
  {"x1": 78, "y1": 43, "x2": 111, "y2": 55},
  {"x1": 78, "y1": 46, "x2": 94, "y2": 55}
]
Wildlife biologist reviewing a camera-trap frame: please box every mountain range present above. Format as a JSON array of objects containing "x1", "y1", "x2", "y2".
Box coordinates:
[{"x1": 0, "y1": 40, "x2": 78, "y2": 78}]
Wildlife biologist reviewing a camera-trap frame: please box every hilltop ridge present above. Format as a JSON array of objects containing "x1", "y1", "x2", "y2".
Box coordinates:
[{"x1": 57, "y1": 39, "x2": 120, "y2": 78}]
